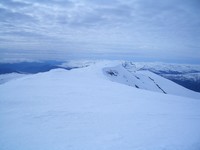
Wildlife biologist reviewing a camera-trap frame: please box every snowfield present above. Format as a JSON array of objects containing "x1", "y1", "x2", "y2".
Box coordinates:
[
  {"x1": 0, "y1": 73, "x2": 27, "y2": 85},
  {"x1": 0, "y1": 61, "x2": 200, "y2": 150}
]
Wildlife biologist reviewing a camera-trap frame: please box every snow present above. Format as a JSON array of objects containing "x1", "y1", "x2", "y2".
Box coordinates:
[
  {"x1": 103, "y1": 62, "x2": 200, "y2": 99},
  {"x1": 0, "y1": 61, "x2": 200, "y2": 150},
  {"x1": 131, "y1": 62, "x2": 200, "y2": 92},
  {"x1": 0, "y1": 73, "x2": 27, "y2": 84},
  {"x1": 163, "y1": 72, "x2": 200, "y2": 82},
  {"x1": 59, "y1": 60, "x2": 96, "y2": 68},
  {"x1": 134, "y1": 62, "x2": 200, "y2": 74}
]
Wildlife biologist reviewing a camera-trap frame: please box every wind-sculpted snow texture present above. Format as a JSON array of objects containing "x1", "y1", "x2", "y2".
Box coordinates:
[{"x1": 0, "y1": 61, "x2": 200, "y2": 150}]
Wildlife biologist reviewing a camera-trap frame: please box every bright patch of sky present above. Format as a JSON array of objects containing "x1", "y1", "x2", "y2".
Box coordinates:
[{"x1": 0, "y1": 0, "x2": 200, "y2": 63}]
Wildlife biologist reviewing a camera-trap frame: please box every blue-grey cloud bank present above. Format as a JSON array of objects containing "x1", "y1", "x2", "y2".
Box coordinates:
[{"x1": 0, "y1": 0, "x2": 200, "y2": 63}]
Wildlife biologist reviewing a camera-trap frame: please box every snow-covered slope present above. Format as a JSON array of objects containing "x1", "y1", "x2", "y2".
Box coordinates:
[
  {"x1": 59, "y1": 60, "x2": 95, "y2": 68},
  {"x1": 0, "y1": 73, "x2": 27, "y2": 84},
  {"x1": 103, "y1": 62, "x2": 200, "y2": 99},
  {"x1": 0, "y1": 61, "x2": 200, "y2": 150},
  {"x1": 133, "y1": 62, "x2": 200, "y2": 92}
]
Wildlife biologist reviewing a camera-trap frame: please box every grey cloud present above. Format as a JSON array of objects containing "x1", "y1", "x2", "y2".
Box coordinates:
[
  {"x1": 0, "y1": 0, "x2": 31, "y2": 8},
  {"x1": 84, "y1": 0, "x2": 119, "y2": 6},
  {"x1": 0, "y1": 7, "x2": 37, "y2": 23},
  {"x1": 56, "y1": 2, "x2": 133, "y2": 27},
  {"x1": 0, "y1": 31, "x2": 47, "y2": 39},
  {"x1": 0, "y1": 0, "x2": 200, "y2": 62},
  {"x1": 95, "y1": 5, "x2": 132, "y2": 19},
  {"x1": 27, "y1": 0, "x2": 74, "y2": 7}
]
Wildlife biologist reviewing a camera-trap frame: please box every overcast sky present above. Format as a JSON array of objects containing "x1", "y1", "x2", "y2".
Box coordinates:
[{"x1": 0, "y1": 0, "x2": 200, "y2": 63}]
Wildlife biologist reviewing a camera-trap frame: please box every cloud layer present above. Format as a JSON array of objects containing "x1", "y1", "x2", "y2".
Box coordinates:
[{"x1": 0, "y1": 0, "x2": 200, "y2": 62}]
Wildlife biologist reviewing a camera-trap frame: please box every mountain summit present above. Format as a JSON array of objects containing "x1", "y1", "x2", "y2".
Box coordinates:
[{"x1": 0, "y1": 61, "x2": 200, "y2": 150}]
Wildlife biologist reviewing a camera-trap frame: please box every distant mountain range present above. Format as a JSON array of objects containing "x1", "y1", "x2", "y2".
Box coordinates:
[
  {"x1": 134, "y1": 62, "x2": 200, "y2": 92},
  {"x1": 0, "y1": 61, "x2": 200, "y2": 93}
]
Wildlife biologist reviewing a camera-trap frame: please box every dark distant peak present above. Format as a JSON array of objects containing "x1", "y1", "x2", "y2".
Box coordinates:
[{"x1": 0, "y1": 61, "x2": 71, "y2": 74}]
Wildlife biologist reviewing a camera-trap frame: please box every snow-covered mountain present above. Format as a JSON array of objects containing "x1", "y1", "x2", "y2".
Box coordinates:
[
  {"x1": 134, "y1": 62, "x2": 200, "y2": 92},
  {"x1": 1, "y1": 61, "x2": 200, "y2": 93},
  {"x1": 163, "y1": 72, "x2": 200, "y2": 82},
  {"x1": 134, "y1": 62, "x2": 200, "y2": 74},
  {"x1": 0, "y1": 61, "x2": 200, "y2": 150},
  {"x1": 0, "y1": 73, "x2": 27, "y2": 84},
  {"x1": 103, "y1": 62, "x2": 200, "y2": 99},
  {"x1": 161, "y1": 73, "x2": 200, "y2": 92}
]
